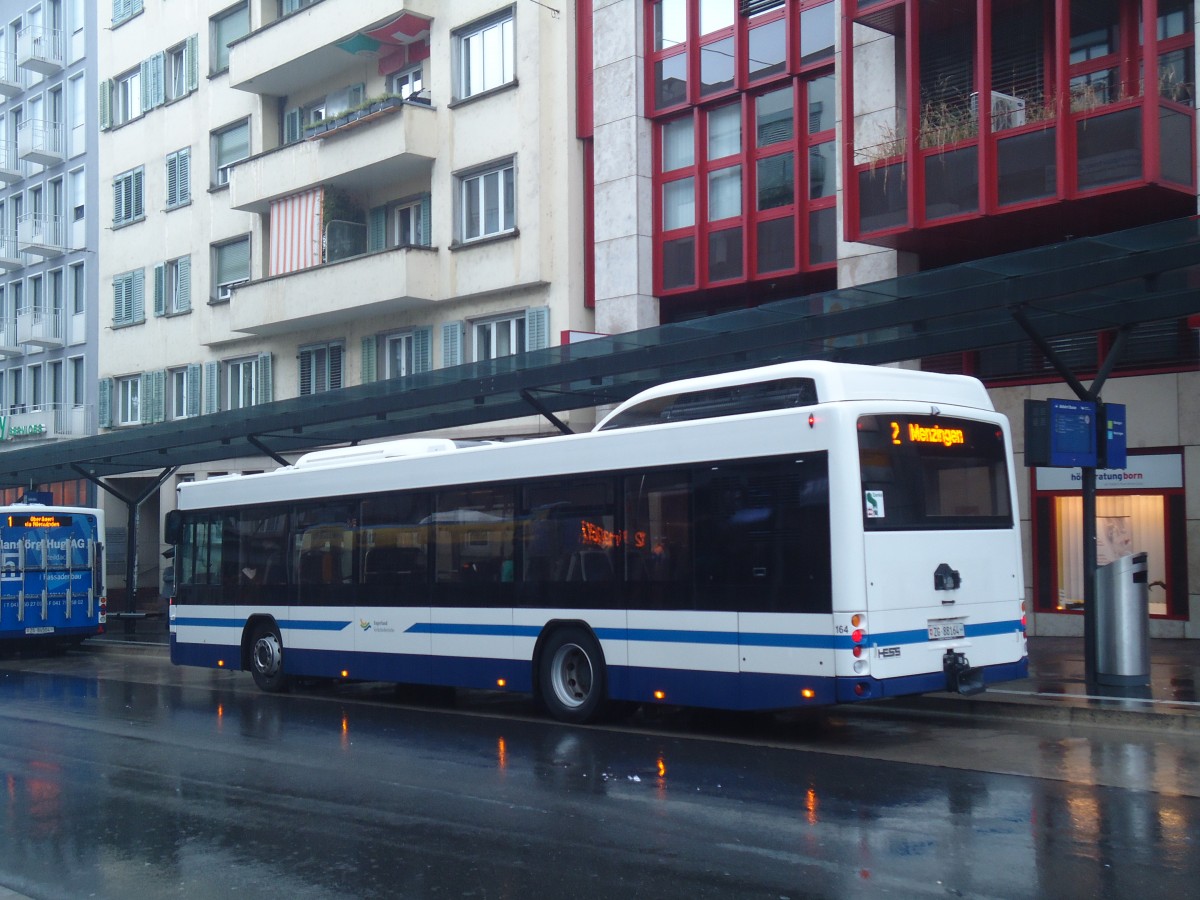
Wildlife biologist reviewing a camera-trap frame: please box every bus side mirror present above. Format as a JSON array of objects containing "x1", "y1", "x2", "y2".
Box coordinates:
[{"x1": 164, "y1": 510, "x2": 182, "y2": 545}]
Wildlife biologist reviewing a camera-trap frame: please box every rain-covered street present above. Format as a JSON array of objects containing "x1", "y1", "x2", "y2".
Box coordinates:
[{"x1": 1, "y1": 645, "x2": 1198, "y2": 899}]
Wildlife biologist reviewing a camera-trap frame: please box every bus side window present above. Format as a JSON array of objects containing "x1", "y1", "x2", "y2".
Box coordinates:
[
  {"x1": 624, "y1": 472, "x2": 692, "y2": 608},
  {"x1": 433, "y1": 487, "x2": 514, "y2": 584}
]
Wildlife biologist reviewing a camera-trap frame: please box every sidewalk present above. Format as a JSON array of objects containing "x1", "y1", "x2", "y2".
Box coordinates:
[
  {"x1": 91, "y1": 622, "x2": 1200, "y2": 731},
  {"x1": 878, "y1": 635, "x2": 1200, "y2": 733}
]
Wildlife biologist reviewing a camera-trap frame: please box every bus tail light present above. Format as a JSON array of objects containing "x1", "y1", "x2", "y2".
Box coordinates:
[
  {"x1": 653, "y1": 690, "x2": 666, "y2": 701},
  {"x1": 99, "y1": 596, "x2": 107, "y2": 624}
]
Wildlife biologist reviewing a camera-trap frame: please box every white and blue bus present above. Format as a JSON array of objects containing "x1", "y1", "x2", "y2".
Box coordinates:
[
  {"x1": 0, "y1": 499, "x2": 106, "y2": 650},
  {"x1": 166, "y1": 361, "x2": 1027, "y2": 722}
]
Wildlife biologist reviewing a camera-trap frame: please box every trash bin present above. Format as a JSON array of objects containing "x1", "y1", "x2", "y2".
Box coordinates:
[{"x1": 1095, "y1": 551, "x2": 1150, "y2": 687}]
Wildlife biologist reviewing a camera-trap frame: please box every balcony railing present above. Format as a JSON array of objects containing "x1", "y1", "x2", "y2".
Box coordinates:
[
  {"x1": 0, "y1": 50, "x2": 24, "y2": 97},
  {"x1": 0, "y1": 139, "x2": 24, "y2": 185},
  {"x1": 16, "y1": 25, "x2": 64, "y2": 75},
  {"x1": 17, "y1": 119, "x2": 65, "y2": 167},
  {"x1": 17, "y1": 212, "x2": 65, "y2": 258},
  {"x1": 0, "y1": 232, "x2": 23, "y2": 271},
  {"x1": 0, "y1": 319, "x2": 20, "y2": 357},
  {"x1": 16, "y1": 305, "x2": 63, "y2": 348}
]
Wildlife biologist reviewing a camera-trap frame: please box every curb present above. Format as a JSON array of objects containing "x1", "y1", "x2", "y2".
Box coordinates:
[{"x1": 846, "y1": 694, "x2": 1200, "y2": 734}]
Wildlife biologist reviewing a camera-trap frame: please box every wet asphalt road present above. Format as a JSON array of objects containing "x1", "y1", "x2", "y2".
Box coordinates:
[{"x1": 1, "y1": 646, "x2": 1198, "y2": 899}]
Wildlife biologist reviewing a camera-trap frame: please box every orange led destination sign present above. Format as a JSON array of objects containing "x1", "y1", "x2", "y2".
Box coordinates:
[
  {"x1": 7, "y1": 514, "x2": 73, "y2": 528},
  {"x1": 891, "y1": 421, "x2": 966, "y2": 448}
]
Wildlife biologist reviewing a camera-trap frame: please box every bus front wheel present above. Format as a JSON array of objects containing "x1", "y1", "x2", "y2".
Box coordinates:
[
  {"x1": 539, "y1": 627, "x2": 607, "y2": 724},
  {"x1": 249, "y1": 624, "x2": 289, "y2": 693}
]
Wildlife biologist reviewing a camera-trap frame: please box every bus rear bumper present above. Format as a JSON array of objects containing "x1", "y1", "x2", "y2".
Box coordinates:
[{"x1": 834, "y1": 655, "x2": 1029, "y2": 703}]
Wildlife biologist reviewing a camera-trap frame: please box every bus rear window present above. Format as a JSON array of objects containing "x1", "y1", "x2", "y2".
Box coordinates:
[{"x1": 858, "y1": 415, "x2": 1012, "y2": 530}]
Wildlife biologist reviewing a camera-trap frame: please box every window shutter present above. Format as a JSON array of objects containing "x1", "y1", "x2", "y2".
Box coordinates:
[
  {"x1": 298, "y1": 349, "x2": 313, "y2": 396},
  {"x1": 99, "y1": 79, "x2": 113, "y2": 131},
  {"x1": 132, "y1": 168, "x2": 144, "y2": 218},
  {"x1": 257, "y1": 352, "x2": 273, "y2": 403},
  {"x1": 139, "y1": 58, "x2": 152, "y2": 111},
  {"x1": 112, "y1": 177, "x2": 123, "y2": 224},
  {"x1": 131, "y1": 269, "x2": 145, "y2": 322},
  {"x1": 283, "y1": 107, "x2": 302, "y2": 144},
  {"x1": 178, "y1": 149, "x2": 191, "y2": 203},
  {"x1": 98, "y1": 377, "x2": 113, "y2": 428},
  {"x1": 147, "y1": 370, "x2": 166, "y2": 424},
  {"x1": 112, "y1": 0, "x2": 128, "y2": 25},
  {"x1": 177, "y1": 256, "x2": 191, "y2": 311},
  {"x1": 153, "y1": 263, "x2": 165, "y2": 316},
  {"x1": 166, "y1": 153, "x2": 178, "y2": 207},
  {"x1": 441, "y1": 321, "x2": 463, "y2": 368},
  {"x1": 113, "y1": 277, "x2": 127, "y2": 324},
  {"x1": 329, "y1": 344, "x2": 343, "y2": 390},
  {"x1": 413, "y1": 327, "x2": 433, "y2": 373},
  {"x1": 203, "y1": 361, "x2": 219, "y2": 413},
  {"x1": 525, "y1": 306, "x2": 550, "y2": 351},
  {"x1": 185, "y1": 35, "x2": 199, "y2": 93},
  {"x1": 149, "y1": 52, "x2": 166, "y2": 108},
  {"x1": 131, "y1": 0, "x2": 144, "y2": 15},
  {"x1": 360, "y1": 336, "x2": 377, "y2": 383},
  {"x1": 137, "y1": 372, "x2": 149, "y2": 424},
  {"x1": 418, "y1": 193, "x2": 432, "y2": 245},
  {"x1": 367, "y1": 205, "x2": 387, "y2": 252},
  {"x1": 185, "y1": 363, "x2": 201, "y2": 416}
]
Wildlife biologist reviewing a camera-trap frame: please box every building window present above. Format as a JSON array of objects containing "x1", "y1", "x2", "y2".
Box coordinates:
[
  {"x1": 166, "y1": 148, "x2": 191, "y2": 208},
  {"x1": 385, "y1": 332, "x2": 414, "y2": 378},
  {"x1": 112, "y1": 166, "x2": 144, "y2": 227},
  {"x1": 279, "y1": 0, "x2": 318, "y2": 14},
  {"x1": 70, "y1": 357, "x2": 84, "y2": 407},
  {"x1": 112, "y1": 269, "x2": 145, "y2": 327},
  {"x1": 117, "y1": 374, "x2": 140, "y2": 426},
  {"x1": 113, "y1": 67, "x2": 142, "y2": 125},
  {"x1": 165, "y1": 38, "x2": 199, "y2": 101},
  {"x1": 169, "y1": 364, "x2": 200, "y2": 419},
  {"x1": 211, "y1": 118, "x2": 249, "y2": 186},
  {"x1": 395, "y1": 198, "x2": 427, "y2": 246},
  {"x1": 70, "y1": 262, "x2": 84, "y2": 314},
  {"x1": 225, "y1": 354, "x2": 271, "y2": 410},
  {"x1": 459, "y1": 160, "x2": 515, "y2": 242},
  {"x1": 155, "y1": 256, "x2": 191, "y2": 315},
  {"x1": 210, "y1": 2, "x2": 249, "y2": 74},
  {"x1": 473, "y1": 313, "x2": 525, "y2": 361},
  {"x1": 112, "y1": 0, "x2": 144, "y2": 28},
  {"x1": 212, "y1": 236, "x2": 249, "y2": 301},
  {"x1": 298, "y1": 342, "x2": 343, "y2": 395},
  {"x1": 456, "y1": 8, "x2": 515, "y2": 100},
  {"x1": 392, "y1": 64, "x2": 425, "y2": 101}
]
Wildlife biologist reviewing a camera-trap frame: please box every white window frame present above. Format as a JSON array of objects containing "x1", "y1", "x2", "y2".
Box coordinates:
[
  {"x1": 385, "y1": 332, "x2": 414, "y2": 378},
  {"x1": 226, "y1": 356, "x2": 257, "y2": 410},
  {"x1": 456, "y1": 8, "x2": 515, "y2": 100},
  {"x1": 391, "y1": 64, "x2": 424, "y2": 101},
  {"x1": 166, "y1": 42, "x2": 187, "y2": 101},
  {"x1": 395, "y1": 199, "x2": 424, "y2": 246},
  {"x1": 164, "y1": 255, "x2": 190, "y2": 314},
  {"x1": 472, "y1": 312, "x2": 525, "y2": 362},
  {"x1": 169, "y1": 365, "x2": 199, "y2": 419},
  {"x1": 117, "y1": 374, "x2": 140, "y2": 426},
  {"x1": 459, "y1": 159, "x2": 515, "y2": 242},
  {"x1": 114, "y1": 66, "x2": 142, "y2": 125}
]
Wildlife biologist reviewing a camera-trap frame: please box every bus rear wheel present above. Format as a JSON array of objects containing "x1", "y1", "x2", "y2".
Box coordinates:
[
  {"x1": 249, "y1": 624, "x2": 289, "y2": 693},
  {"x1": 539, "y1": 627, "x2": 607, "y2": 724}
]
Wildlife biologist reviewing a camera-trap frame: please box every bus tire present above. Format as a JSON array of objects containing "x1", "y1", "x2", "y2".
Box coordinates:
[
  {"x1": 538, "y1": 626, "x2": 607, "y2": 724},
  {"x1": 249, "y1": 624, "x2": 289, "y2": 693}
]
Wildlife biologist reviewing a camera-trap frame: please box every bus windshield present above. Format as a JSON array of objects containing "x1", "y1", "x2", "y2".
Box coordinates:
[{"x1": 857, "y1": 414, "x2": 1012, "y2": 530}]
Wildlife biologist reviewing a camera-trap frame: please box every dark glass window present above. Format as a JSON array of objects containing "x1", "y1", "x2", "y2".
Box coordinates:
[
  {"x1": 433, "y1": 487, "x2": 515, "y2": 585},
  {"x1": 360, "y1": 493, "x2": 431, "y2": 601},
  {"x1": 625, "y1": 471, "x2": 692, "y2": 608}
]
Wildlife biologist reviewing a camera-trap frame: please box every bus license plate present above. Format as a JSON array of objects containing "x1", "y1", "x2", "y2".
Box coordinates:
[
  {"x1": 24, "y1": 626, "x2": 54, "y2": 635},
  {"x1": 927, "y1": 619, "x2": 964, "y2": 641}
]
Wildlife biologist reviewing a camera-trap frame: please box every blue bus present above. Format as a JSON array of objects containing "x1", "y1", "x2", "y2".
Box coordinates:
[{"x1": 0, "y1": 501, "x2": 106, "y2": 650}]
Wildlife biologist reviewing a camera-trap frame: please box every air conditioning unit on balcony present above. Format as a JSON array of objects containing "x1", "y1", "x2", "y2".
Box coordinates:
[{"x1": 970, "y1": 90, "x2": 1026, "y2": 131}]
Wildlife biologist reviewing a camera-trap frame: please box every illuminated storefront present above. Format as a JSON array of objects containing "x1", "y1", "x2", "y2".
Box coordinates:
[{"x1": 1032, "y1": 452, "x2": 1187, "y2": 621}]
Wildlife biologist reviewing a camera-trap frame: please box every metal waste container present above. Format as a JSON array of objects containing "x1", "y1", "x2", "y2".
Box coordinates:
[{"x1": 1095, "y1": 551, "x2": 1150, "y2": 686}]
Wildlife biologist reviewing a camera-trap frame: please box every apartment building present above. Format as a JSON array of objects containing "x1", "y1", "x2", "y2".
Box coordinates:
[
  {"x1": 589, "y1": 0, "x2": 1198, "y2": 636},
  {"x1": 97, "y1": 1, "x2": 586, "y2": 601},
  {"x1": 0, "y1": 0, "x2": 99, "y2": 507}
]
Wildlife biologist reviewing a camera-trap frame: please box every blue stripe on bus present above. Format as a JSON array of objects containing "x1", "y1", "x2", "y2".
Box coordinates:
[{"x1": 174, "y1": 617, "x2": 351, "y2": 632}]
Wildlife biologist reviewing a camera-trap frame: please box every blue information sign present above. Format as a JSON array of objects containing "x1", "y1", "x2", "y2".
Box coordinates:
[
  {"x1": 1099, "y1": 403, "x2": 1127, "y2": 469},
  {"x1": 1048, "y1": 398, "x2": 1097, "y2": 468}
]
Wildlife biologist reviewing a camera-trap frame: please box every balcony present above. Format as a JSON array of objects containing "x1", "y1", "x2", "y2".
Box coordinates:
[
  {"x1": 1, "y1": 405, "x2": 88, "y2": 443},
  {"x1": 230, "y1": 100, "x2": 436, "y2": 213},
  {"x1": 17, "y1": 119, "x2": 64, "y2": 167},
  {"x1": 17, "y1": 212, "x2": 64, "y2": 258},
  {"x1": 229, "y1": 1, "x2": 434, "y2": 96},
  {"x1": 0, "y1": 320, "x2": 20, "y2": 358},
  {"x1": 0, "y1": 140, "x2": 23, "y2": 185},
  {"x1": 229, "y1": 245, "x2": 439, "y2": 338},
  {"x1": 17, "y1": 25, "x2": 63, "y2": 76},
  {"x1": 16, "y1": 306, "x2": 63, "y2": 348},
  {"x1": 0, "y1": 50, "x2": 23, "y2": 97},
  {"x1": 0, "y1": 233, "x2": 23, "y2": 271}
]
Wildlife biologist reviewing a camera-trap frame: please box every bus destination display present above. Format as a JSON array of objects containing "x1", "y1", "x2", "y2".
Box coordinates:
[{"x1": 7, "y1": 514, "x2": 74, "y2": 528}]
